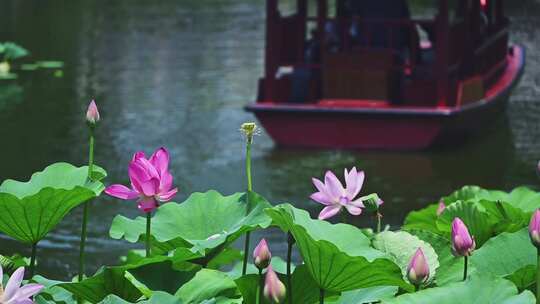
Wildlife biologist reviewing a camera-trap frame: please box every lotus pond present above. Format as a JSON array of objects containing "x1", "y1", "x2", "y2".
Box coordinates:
[{"x1": 1, "y1": 104, "x2": 540, "y2": 303}]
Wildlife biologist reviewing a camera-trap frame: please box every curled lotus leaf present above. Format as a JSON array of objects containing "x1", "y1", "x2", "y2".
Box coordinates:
[{"x1": 0, "y1": 162, "x2": 106, "y2": 244}]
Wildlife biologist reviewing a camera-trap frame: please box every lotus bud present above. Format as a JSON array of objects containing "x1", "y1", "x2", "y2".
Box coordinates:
[
  {"x1": 253, "y1": 238, "x2": 272, "y2": 269},
  {"x1": 451, "y1": 218, "x2": 476, "y2": 257},
  {"x1": 406, "y1": 248, "x2": 430, "y2": 286},
  {"x1": 86, "y1": 100, "x2": 100, "y2": 125},
  {"x1": 529, "y1": 209, "x2": 540, "y2": 248},
  {"x1": 436, "y1": 200, "x2": 446, "y2": 216},
  {"x1": 264, "y1": 266, "x2": 286, "y2": 303},
  {"x1": 363, "y1": 193, "x2": 383, "y2": 213}
]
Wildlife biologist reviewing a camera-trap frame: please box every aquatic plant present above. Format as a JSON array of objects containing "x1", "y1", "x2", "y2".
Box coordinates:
[
  {"x1": 406, "y1": 248, "x2": 430, "y2": 290},
  {"x1": 264, "y1": 265, "x2": 286, "y2": 304},
  {"x1": 78, "y1": 99, "x2": 101, "y2": 285},
  {"x1": 240, "y1": 122, "x2": 258, "y2": 277},
  {"x1": 4, "y1": 113, "x2": 540, "y2": 303},
  {"x1": 310, "y1": 168, "x2": 366, "y2": 220},
  {"x1": 105, "y1": 147, "x2": 178, "y2": 257},
  {"x1": 0, "y1": 163, "x2": 106, "y2": 277},
  {"x1": 0, "y1": 264, "x2": 43, "y2": 303}
]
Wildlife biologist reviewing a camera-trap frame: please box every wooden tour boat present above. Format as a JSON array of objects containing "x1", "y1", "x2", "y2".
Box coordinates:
[{"x1": 246, "y1": 0, "x2": 525, "y2": 150}]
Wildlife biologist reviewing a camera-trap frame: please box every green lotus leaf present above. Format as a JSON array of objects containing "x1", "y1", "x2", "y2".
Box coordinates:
[
  {"x1": 33, "y1": 275, "x2": 76, "y2": 304},
  {"x1": 329, "y1": 286, "x2": 398, "y2": 304},
  {"x1": 372, "y1": 231, "x2": 439, "y2": 284},
  {"x1": 470, "y1": 228, "x2": 537, "y2": 290},
  {"x1": 54, "y1": 256, "x2": 201, "y2": 303},
  {"x1": 99, "y1": 292, "x2": 182, "y2": 304},
  {"x1": 110, "y1": 190, "x2": 272, "y2": 257},
  {"x1": 405, "y1": 229, "x2": 466, "y2": 286},
  {"x1": 443, "y1": 185, "x2": 540, "y2": 213},
  {"x1": 1, "y1": 42, "x2": 30, "y2": 60},
  {"x1": 504, "y1": 187, "x2": 540, "y2": 213},
  {"x1": 382, "y1": 275, "x2": 535, "y2": 304},
  {"x1": 436, "y1": 200, "x2": 495, "y2": 247},
  {"x1": 402, "y1": 203, "x2": 441, "y2": 235},
  {"x1": 175, "y1": 269, "x2": 240, "y2": 303},
  {"x1": 0, "y1": 162, "x2": 106, "y2": 244},
  {"x1": 478, "y1": 200, "x2": 528, "y2": 234},
  {"x1": 266, "y1": 204, "x2": 412, "y2": 292},
  {"x1": 442, "y1": 185, "x2": 504, "y2": 204}
]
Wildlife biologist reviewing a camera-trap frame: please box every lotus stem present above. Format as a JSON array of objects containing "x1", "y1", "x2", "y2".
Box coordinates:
[
  {"x1": 257, "y1": 268, "x2": 263, "y2": 304},
  {"x1": 242, "y1": 138, "x2": 253, "y2": 276},
  {"x1": 287, "y1": 232, "x2": 294, "y2": 304},
  {"x1": 146, "y1": 212, "x2": 152, "y2": 257},
  {"x1": 537, "y1": 248, "x2": 540, "y2": 303},
  {"x1": 78, "y1": 125, "x2": 94, "y2": 282},
  {"x1": 376, "y1": 212, "x2": 382, "y2": 233},
  {"x1": 78, "y1": 204, "x2": 89, "y2": 282},
  {"x1": 29, "y1": 242, "x2": 37, "y2": 278},
  {"x1": 415, "y1": 284, "x2": 420, "y2": 292},
  {"x1": 319, "y1": 288, "x2": 325, "y2": 304},
  {"x1": 87, "y1": 127, "x2": 95, "y2": 179},
  {"x1": 463, "y1": 256, "x2": 468, "y2": 281},
  {"x1": 246, "y1": 136, "x2": 253, "y2": 193}
]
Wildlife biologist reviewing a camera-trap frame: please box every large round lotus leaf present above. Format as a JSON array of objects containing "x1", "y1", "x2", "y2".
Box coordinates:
[
  {"x1": 99, "y1": 292, "x2": 183, "y2": 304},
  {"x1": 45, "y1": 256, "x2": 201, "y2": 303},
  {"x1": 329, "y1": 286, "x2": 398, "y2": 304},
  {"x1": 109, "y1": 191, "x2": 272, "y2": 255},
  {"x1": 175, "y1": 269, "x2": 240, "y2": 303},
  {"x1": 266, "y1": 204, "x2": 412, "y2": 292},
  {"x1": 442, "y1": 186, "x2": 504, "y2": 204},
  {"x1": 373, "y1": 231, "x2": 439, "y2": 284},
  {"x1": 470, "y1": 228, "x2": 537, "y2": 290},
  {"x1": 443, "y1": 185, "x2": 540, "y2": 213},
  {"x1": 0, "y1": 162, "x2": 106, "y2": 244},
  {"x1": 402, "y1": 203, "x2": 441, "y2": 235},
  {"x1": 382, "y1": 275, "x2": 535, "y2": 304}
]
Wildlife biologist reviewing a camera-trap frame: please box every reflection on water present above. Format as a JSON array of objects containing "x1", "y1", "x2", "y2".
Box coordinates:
[{"x1": 0, "y1": 0, "x2": 538, "y2": 279}]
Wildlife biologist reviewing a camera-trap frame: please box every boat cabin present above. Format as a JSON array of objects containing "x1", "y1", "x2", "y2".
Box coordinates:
[
  {"x1": 247, "y1": 0, "x2": 524, "y2": 149},
  {"x1": 258, "y1": 0, "x2": 508, "y2": 106}
]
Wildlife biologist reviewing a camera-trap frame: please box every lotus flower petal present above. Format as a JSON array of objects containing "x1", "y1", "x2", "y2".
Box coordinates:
[
  {"x1": 318, "y1": 205, "x2": 341, "y2": 220},
  {"x1": 105, "y1": 184, "x2": 139, "y2": 200}
]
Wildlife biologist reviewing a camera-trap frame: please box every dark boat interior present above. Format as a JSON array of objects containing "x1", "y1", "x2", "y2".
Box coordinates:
[{"x1": 257, "y1": 0, "x2": 511, "y2": 108}]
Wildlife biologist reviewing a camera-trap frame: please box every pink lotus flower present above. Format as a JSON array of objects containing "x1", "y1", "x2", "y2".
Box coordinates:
[
  {"x1": 253, "y1": 238, "x2": 272, "y2": 269},
  {"x1": 436, "y1": 201, "x2": 446, "y2": 216},
  {"x1": 529, "y1": 209, "x2": 540, "y2": 247},
  {"x1": 105, "y1": 147, "x2": 178, "y2": 213},
  {"x1": 451, "y1": 218, "x2": 476, "y2": 257},
  {"x1": 310, "y1": 167, "x2": 365, "y2": 220},
  {"x1": 86, "y1": 100, "x2": 100, "y2": 124},
  {"x1": 0, "y1": 265, "x2": 44, "y2": 303},
  {"x1": 406, "y1": 248, "x2": 430, "y2": 286},
  {"x1": 263, "y1": 266, "x2": 286, "y2": 303}
]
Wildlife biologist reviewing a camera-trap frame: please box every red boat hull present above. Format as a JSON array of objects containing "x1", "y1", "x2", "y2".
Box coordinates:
[{"x1": 247, "y1": 46, "x2": 525, "y2": 150}]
